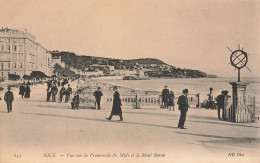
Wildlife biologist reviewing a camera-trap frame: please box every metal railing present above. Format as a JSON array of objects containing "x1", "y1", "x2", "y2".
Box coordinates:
[
  {"x1": 77, "y1": 92, "x2": 200, "y2": 109},
  {"x1": 224, "y1": 95, "x2": 256, "y2": 122}
]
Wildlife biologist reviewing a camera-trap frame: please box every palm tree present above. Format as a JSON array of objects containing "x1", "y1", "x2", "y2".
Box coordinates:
[{"x1": 53, "y1": 63, "x2": 62, "y2": 77}]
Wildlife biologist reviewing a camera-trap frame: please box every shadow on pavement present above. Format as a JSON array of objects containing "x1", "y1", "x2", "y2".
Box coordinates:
[
  {"x1": 187, "y1": 119, "x2": 260, "y2": 129},
  {"x1": 175, "y1": 131, "x2": 260, "y2": 147},
  {"x1": 19, "y1": 112, "x2": 177, "y2": 129}
]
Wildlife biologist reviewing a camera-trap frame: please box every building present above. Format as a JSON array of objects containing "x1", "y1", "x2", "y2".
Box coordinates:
[{"x1": 0, "y1": 28, "x2": 51, "y2": 80}]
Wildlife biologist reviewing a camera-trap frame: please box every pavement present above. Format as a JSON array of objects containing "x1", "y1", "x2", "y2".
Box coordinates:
[{"x1": 0, "y1": 82, "x2": 259, "y2": 163}]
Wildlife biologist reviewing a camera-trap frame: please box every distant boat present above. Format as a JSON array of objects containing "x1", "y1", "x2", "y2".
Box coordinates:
[{"x1": 123, "y1": 75, "x2": 150, "y2": 80}]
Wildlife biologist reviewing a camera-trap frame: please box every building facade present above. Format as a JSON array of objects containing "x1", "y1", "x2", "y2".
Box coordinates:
[{"x1": 0, "y1": 28, "x2": 51, "y2": 80}]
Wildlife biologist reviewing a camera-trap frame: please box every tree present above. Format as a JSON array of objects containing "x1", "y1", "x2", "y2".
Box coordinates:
[
  {"x1": 30, "y1": 71, "x2": 47, "y2": 80},
  {"x1": 8, "y1": 74, "x2": 20, "y2": 85},
  {"x1": 23, "y1": 74, "x2": 31, "y2": 81},
  {"x1": 53, "y1": 63, "x2": 63, "y2": 76}
]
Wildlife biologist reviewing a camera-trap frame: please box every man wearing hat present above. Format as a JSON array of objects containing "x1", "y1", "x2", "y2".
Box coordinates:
[
  {"x1": 94, "y1": 87, "x2": 103, "y2": 110},
  {"x1": 177, "y1": 89, "x2": 189, "y2": 129},
  {"x1": 207, "y1": 87, "x2": 215, "y2": 109},
  {"x1": 162, "y1": 85, "x2": 170, "y2": 108},
  {"x1": 65, "y1": 84, "x2": 72, "y2": 102},
  {"x1": 216, "y1": 91, "x2": 225, "y2": 119},
  {"x1": 4, "y1": 86, "x2": 14, "y2": 113},
  {"x1": 106, "y1": 86, "x2": 123, "y2": 121}
]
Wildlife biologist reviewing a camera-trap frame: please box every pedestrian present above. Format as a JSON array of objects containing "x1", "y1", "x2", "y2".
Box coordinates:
[
  {"x1": 19, "y1": 83, "x2": 25, "y2": 98},
  {"x1": 216, "y1": 91, "x2": 225, "y2": 119},
  {"x1": 177, "y1": 89, "x2": 189, "y2": 129},
  {"x1": 162, "y1": 85, "x2": 169, "y2": 108},
  {"x1": 94, "y1": 87, "x2": 103, "y2": 110},
  {"x1": 46, "y1": 84, "x2": 52, "y2": 102},
  {"x1": 59, "y1": 84, "x2": 66, "y2": 102},
  {"x1": 223, "y1": 90, "x2": 231, "y2": 121},
  {"x1": 51, "y1": 84, "x2": 58, "y2": 102},
  {"x1": 106, "y1": 86, "x2": 123, "y2": 121},
  {"x1": 71, "y1": 91, "x2": 80, "y2": 109},
  {"x1": 4, "y1": 86, "x2": 14, "y2": 113},
  {"x1": 65, "y1": 84, "x2": 72, "y2": 102},
  {"x1": 24, "y1": 84, "x2": 31, "y2": 98},
  {"x1": 168, "y1": 90, "x2": 175, "y2": 111},
  {"x1": 207, "y1": 87, "x2": 215, "y2": 109}
]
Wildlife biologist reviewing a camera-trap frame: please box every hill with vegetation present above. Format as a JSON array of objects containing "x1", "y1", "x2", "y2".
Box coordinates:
[{"x1": 51, "y1": 50, "x2": 217, "y2": 78}]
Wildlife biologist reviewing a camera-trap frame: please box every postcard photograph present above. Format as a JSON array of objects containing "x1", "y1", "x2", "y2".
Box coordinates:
[{"x1": 0, "y1": 0, "x2": 259, "y2": 163}]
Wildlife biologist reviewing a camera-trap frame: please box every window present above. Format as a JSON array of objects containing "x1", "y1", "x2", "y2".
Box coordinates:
[
  {"x1": 0, "y1": 45, "x2": 3, "y2": 52},
  {"x1": 12, "y1": 45, "x2": 17, "y2": 52},
  {"x1": 7, "y1": 45, "x2": 10, "y2": 52},
  {"x1": 6, "y1": 38, "x2": 10, "y2": 43},
  {"x1": 13, "y1": 63, "x2": 17, "y2": 68},
  {"x1": 8, "y1": 63, "x2": 10, "y2": 69},
  {"x1": 19, "y1": 63, "x2": 23, "y2": 68},
  {"x1": 1, "y1": 63, "x2": 3, "y2": 70}
]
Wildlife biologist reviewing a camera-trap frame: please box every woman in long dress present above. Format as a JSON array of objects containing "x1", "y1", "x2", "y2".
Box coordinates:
[
  {"x1": 24, "y1": 85, "x2": 31, "y2": 98},
  {"x1": 106, "y1": 86, "x2": 123, "y2": 121},
  {"x1": 168, "y1": 91, "x2": 175, "y2": 111}
]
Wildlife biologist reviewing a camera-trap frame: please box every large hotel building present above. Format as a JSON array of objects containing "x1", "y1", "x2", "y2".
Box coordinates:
[{"x1": 0, "y1": 28, "x2": 52, "y2": 80}]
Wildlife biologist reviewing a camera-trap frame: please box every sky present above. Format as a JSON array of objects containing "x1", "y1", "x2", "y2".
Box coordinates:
[{"x1": 1, "y1": 0, "x2": 259, "y2": 77}]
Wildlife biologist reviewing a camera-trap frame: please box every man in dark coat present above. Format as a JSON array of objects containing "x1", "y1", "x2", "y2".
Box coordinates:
[
  {"x1": 24, "y1": 85, "x2": 31, "y2": 98},
  {"x1": 59, "y1": 85, "x2": 66, "y2": 102},
  {"x1": 19, "y1": 83, "x2": 25, "y2": 98},
  {"x1": 51, "y1": 84, "x2": 58, "y2": 102},
  {"x1": 94, "y1": 87, "x2": 103, "y2": 110},
  {"x1": 216, "y1": 91, "x2": 225, "y2": 119},
  {"x1": 177, "y1": 89, "x2": 189, "y2": 129},
  {"x1": 4, "y1": 86, "x2": 14, "y2": 113},
  {"x1": 162, "y1": 85, "x2": 169, "y2": 108},
  {"x1": 106, "y1": 86, "x2": 123, "y2": 121},
  {"x1": 65, "y1": 84, "x2": 72, "y2": 102},
  {"x1": 46, "y1": 85, "x2": 52, "y2": 102}
]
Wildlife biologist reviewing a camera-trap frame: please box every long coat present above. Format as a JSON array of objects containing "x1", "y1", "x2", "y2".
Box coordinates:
[
  {"x1": 4, "y1": 91, "x2": 14, "y2": 102},
  {"x1": 24, "y1": 86, "x2": 31, "y2": 98},
  {"x1": 19, "y1": 85, "x2": 25, "y2": 95},
  {"x1": 168, "y1": 92, "x2": 175, "y2": 106},
  {"x1": 111, "y1": 91, "x2": 122, "y2": 115},
  {"x1": 177, "y1": 95, "x2": 189, "y2": 111},
  {"x1": 162, "y1": 88, "x2": 169, "y2": 103}
]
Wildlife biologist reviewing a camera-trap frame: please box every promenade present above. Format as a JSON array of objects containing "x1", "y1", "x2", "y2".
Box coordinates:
[{"x1": 0, "y1": 83, "x2": 259, "y2": 163}]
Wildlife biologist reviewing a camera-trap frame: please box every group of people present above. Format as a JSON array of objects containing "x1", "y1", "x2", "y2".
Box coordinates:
[
  {"x1": 162, "y1": 85, "x2": 175, "y2": 110},
  {"x1": 207, "y1": 87, "x2": 231, "y2": 120},
  {"x1": 2, "y1": 77, "x2": 231, "y2": 129},
  {"x1": 46, "y1": 79, "x2": 72, "y2": 103},
  {"x1": 19, "y1": 82, "x2": 31, "y2": 99}
]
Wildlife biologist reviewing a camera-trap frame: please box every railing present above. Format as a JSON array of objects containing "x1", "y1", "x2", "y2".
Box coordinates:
[
  {"x1": 224, "y1": 95, "x2": 255, "y2": 122},
  {"x1": 77, "y1": 92, "x2": 200, "y2": 109}
]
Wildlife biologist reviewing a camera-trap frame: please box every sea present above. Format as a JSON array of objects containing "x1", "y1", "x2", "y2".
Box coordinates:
[{"x1": 99, "y1": 77, "x2": 260, "y2": 111}]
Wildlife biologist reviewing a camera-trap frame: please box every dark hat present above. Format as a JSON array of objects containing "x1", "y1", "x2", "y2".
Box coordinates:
[
  {"x1": 210, "y1": 87, "x2": 213, "y2": 90},
  {"x1": 113, "y1": 86, "x2": 118, "y2": 90},
  {"x1": 182, "y1": 89, "x2": 189, "y2": 94},
  {"x1": 97, "y1": 87, "x2": 101, "y2": 89},
  {"x1": 7, "y1": 86, "x2": 11, "y2": 90},
  {"x1": 223, "y1": 90, "x2": 229, "y2": 95}
]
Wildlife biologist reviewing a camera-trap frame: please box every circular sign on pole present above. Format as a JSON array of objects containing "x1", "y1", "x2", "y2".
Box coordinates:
[{"x1": 230, "y1": 50, "x2": 248, "y2": 69}]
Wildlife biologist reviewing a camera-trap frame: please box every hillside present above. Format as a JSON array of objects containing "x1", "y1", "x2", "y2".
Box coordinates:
[{"x1": 51, "y1": 51, "x2": 217, "y2": 78}]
